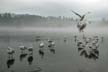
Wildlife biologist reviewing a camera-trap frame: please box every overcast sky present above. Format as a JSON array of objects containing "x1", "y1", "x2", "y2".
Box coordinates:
[{"x1": 0, "y1": 0, "x2": 108, "y2": 19}]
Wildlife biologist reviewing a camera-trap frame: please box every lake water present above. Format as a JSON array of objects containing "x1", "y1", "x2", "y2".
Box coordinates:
[{"x1": 0, "y1": 29, "x2": 108, "y2": 72}]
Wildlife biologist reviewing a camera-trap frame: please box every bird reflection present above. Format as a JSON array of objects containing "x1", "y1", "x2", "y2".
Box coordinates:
[
  {"x1": 7, "y1": 47, "x2": 15, "y2": 68},
  {"x1": 27, "y1": 46, "x2": 34, "y2": 65},
  {"x1": 27, "y1": 67, "x2": 42, "y2": 72},
  {"x1": 6, "y1": 57, "x2": 15, "y2": 68},
  {"x1": 49, "y1": 48, "x2": 55, "y2": 54},
  {"x1": 10, "y1": 70, "x2": 15, "y2": 72},
  {"x1": 48, "y1": 40, "x2": 56, "y2": 54},
  {"x1": 88, "y1": 49, "x2": 99, "y2": 60},
  {"x1": 38, "y1": 49, "x2": 44, "y2": 58},
  {"x1": 101, "y1": 36, "x2": 104, "y2": 43},
  {"x1": 19, "y1": 45, "x2": 28, "y2": 62},
  {"x1": 19, "y1": 53, "x2": 28, "y2": 62},
  {"x1": 27, "y1": 53, "x2": 33, "y2": 65},
  {"x1": 75, "y1": 35, "x2": 101, "y2": 60},
  {"x1": 74, "y1": 35, "x2": 77, "y2": 43}
]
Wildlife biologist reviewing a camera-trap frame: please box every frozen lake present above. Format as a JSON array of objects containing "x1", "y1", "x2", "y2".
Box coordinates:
[{"x1": 0, "y1": 27, "x2": 108, "y2": 72}]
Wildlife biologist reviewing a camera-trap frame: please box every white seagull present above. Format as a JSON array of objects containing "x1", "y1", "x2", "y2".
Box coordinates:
[
  {"x1": 39, "y1": 42, "x2": 45, "y2": 48},
  {"x1": 71, "y1": 10, "x2": 90, "y2": 32},
  {"x1": 7, "y1": 47, "x2": 15, "y2": 55}
]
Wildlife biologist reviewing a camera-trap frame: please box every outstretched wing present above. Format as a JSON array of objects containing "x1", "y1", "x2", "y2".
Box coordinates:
[
  {"x1": 80, "y1": 15, "x2": 85, "y2": 21},
  {"x1": 80, "y1": 12, "x2": 91, "y2": 21},
  {"x1": 71, "y1": 10, "x2": 82, "y2": 18}
]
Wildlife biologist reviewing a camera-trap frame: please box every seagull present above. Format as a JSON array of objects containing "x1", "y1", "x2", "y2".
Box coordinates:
[
  {"x1": 28, "y1": 47, "x2": 33, "y2": 52},
  {"x1": 39, "y1": 42, "x2": 45, "y2": 48},
  {"x1": 19, "y1": 45, "x2": 27, "y2": 50},
  {"x1": 48, "y1": 41, "x2": 55, "y2": 48},
  {"x1": 50, "y1": 41, "x2": 55, "y2": 46},
  {"x1": 19, "y1": 45, "x2": 27, "y2": 54},
  {"x1": 7, "y1": 47, "x2": 15, "y2": 55},
  {"x1": 47, "y1": 39, "x2": 53, "y2": 43},
  {"x1": 28, "y1": 45, "x2": 33, "y2": 55},
  {"x1": 28, "y1": 44, "x2": 33, "y2": 52},
  {"x1": 71, "y1": 10, "x2": 90, "y2": 32},
  {"x1": 7, "y1": 47, "x2": 15, "y2": 60}
]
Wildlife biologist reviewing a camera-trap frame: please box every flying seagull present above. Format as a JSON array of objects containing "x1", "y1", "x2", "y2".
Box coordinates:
[
  {"x1": 71, "y1": 10, "x2": 90, "y2": 21},
  {"x1": 71, "y1": 10, "x2": 90, "y2": 32}
]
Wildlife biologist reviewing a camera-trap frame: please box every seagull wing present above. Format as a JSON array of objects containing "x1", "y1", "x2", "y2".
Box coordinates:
[
  {"x1": 71, "y1": 10, "x2": 82, "y2": 18},
  {"x1": 80, "y1": 12, "x2": 91, "y2": 21},
  {"x1": 80, "y1": 15, "x2": 85, "y2": 21}
]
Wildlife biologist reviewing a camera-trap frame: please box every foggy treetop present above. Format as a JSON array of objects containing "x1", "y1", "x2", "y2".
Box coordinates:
[{"x1": 0, "y1": 13, "x2": 76, "y2": 27}]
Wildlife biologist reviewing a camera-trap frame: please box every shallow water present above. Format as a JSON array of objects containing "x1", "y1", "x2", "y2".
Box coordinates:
[{"x1": 0, "y1": 31, "x2": 108, "y2": 72}]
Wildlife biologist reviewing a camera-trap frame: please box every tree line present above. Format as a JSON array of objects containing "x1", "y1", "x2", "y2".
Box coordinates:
[{"x1": 0, "y1": 13, "x2": 75, "y2": 27}]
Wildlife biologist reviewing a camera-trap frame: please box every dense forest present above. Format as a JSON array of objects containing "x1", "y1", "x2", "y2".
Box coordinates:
[{"x1": 0, "y1": 13, "x2": 77, "y2": 27}]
